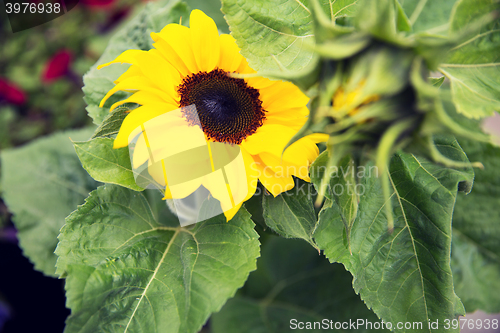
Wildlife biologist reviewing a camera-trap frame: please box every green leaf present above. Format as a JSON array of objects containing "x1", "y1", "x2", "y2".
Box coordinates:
[
  {"x1": 328, "y1": 0, "x2": 359, "y2": 19},
  {"x1": 74, "y1": 137, "x2": 144, "y2": 191},
  {"x1": 355, "y1": 0, "x2": 399, "y2": 41},
  {"x1": 0, "y1": 128, "x2": 98, "y2": 276},
  {"x1": 399, "y1": 0, "x2": 459, "y2": 35},
  {"x1": 310, "y1": 153, "x2": 361, "y2": 253},
  {"x1": 395, "y1": 0, "x2": 412, "y2": 33},
  {"x1": 439, "y1": 0, "x2": 500, "y2": 118},
  {"x1": 330, "y1": 155, "x2": 358, "y2": 246},
  {"x1": 91, "y1": 107, "x2": 129, "y2": 139},
  {"x1": 439, "y1": 65, "x2": 500, "y2": 119},
  {"x1": 313, "y1": 33, "x2": 371, "y2": 60},
  {"x1": 310, "y1": 150, "x2": 330, "y2": 197},
  {"x1": 221, "y1": 0, "x2": 358, "y2": 72},
  {"x1": 429, "y1": 76, "x2": 445, "y2": 87},
  {"x1": 314, "y1": 135, "x2": 473, "y2": 332},
  {"x1": 56, "y1": 185, "x2": 260, "y2": 333},
  {"x1": 451, "y1": 139, "x2": 500, "y2": 313},
  {"x1": 243, "y1": 187, "x2": 268, "y2": 230},
  {"x1": 83, "y1": 0, "x2": 189, "y2": 125},
  {"x1": 419, "y1": 97, "x2": 491, "y2": 147},
  {"x1": 441, "y1": 99, "x2": 491, "y2": 143},
  {"x1": 262, "y1": 179, "x2": 318, "y2": 249},
  {"x1": 212, "y1": 237, "x2": 387, "y2": 333}
]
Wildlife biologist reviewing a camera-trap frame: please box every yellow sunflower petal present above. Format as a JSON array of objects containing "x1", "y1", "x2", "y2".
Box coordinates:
[
  {"x1": 114, "y1": 103, "x2": 178, "y2": 148},
  {"x1": 223, "y1": 202, "x2": 243, "y2": 221},
  {"x1": 151, "y1": 39, "x2": 191, "y2": 77},
  {"x1": 197, "y1": 147, "x2": 258, "y2": 221},
  {"x1": 264, "y1": 107, "x2": 309, "y2": 131},
  {"x1": 131, "y1": 119, "x2": 182, "y2": 168},
  {"x1": 148, "y1": 159, "x2": 203, "y2": 198},
  {"x1": 169, "y1": 178, "x2": 204, "y2": 199},
  {"x1": 242, "y1": 124, "x2": 318, "y2": 178},
  {"x1": 132, "y1": 51, "x2": 181, "y2": 99},
  {"x1": 202, "y1": 171, "x2": 234, "y2": 216},
  {"x1": 190, "y1": 9, "x2": 220, "y2": 72},
  {"x1": 202, "y1": 146, "x2": 254, "y2": 214},
  {"x1": 305, "y1": 133, "x2": 329, "y2": 143},
  {"x1": 285, "y1": 139, "x2": 319, "y2": 166},
  {"x1": 257, "y1": 135, "x2": 318, "y2": 180},
  {"x1": 100, "y1": 50, "x2": 181, "y2": 100},
  {"x1": 240, "y1": 124, "x2": 299, "y2": 156},
  {"x1": 245, "y1": 76, "x2": 275, "y2": 90},
  {"x1": 96, "y1": 49, "x2": 145, "y2": 69},
  {"x1": 150, "y1": 160, "x2": 205, "y2": 198},
  {"x1": 263, "y1": 116, "x2": 306, "y2": 131},
  {"x1": 218, "y1": 34, "x2": 243, "y2": 72},
  {"x1": 259, "y1": 152, "x2": 311, "y2": 181},
  {"x1": 252, "y1": 155, "x2": 295, "y2": 197},
  {"x1": 110, "y1": 91, "x2": 166, "y2": 112},
  {"x1": 265, "y1": 106, "x2": 309, "y2": 119},
  {"x1": 144, "y1": 164, "x2": 199, "y2": 201},
  {"x1": 241, "y1": 148, "x2": 259, "y2": 201},
  {"x1": 99, "y1": 76, "x2": 177, "y2": 107},
  {"x1": 114, "y1": 66, "x2": 142, "y2": 83},
  {"x1": 153, "y1": 24, "x2": 198, "y2": 74},
  {"x1": 236, "y1": 58, "x2": 256, "y2": 74},
  {"x1": 133, "y1": 113, "x2": 208, "y2": 168},
  {"x1": 259, "y1": 81, "x2": 309, "y2": 112}
]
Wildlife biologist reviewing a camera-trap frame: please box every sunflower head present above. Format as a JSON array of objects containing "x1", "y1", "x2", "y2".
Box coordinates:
[
  {"x1": 309, "y1": 45, "x2": 422, "y2": 152},
  {"x1": 177, "y1": 68, "x2": 266, "y2": 144},
  {"x1": 330, "y1": 80, "x2": 380, "y2": 117},
  {"x1": 97, "y1": 10, "x2": 323, "y2": 223}
]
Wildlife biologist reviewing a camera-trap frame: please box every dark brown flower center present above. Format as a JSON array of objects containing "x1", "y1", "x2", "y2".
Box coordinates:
[{"x1": 177, "y1": 69, "x2": 266, "y2": 144}]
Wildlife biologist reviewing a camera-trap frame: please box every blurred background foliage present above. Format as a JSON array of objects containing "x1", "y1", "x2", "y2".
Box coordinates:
[
  {"x1": 0, "y1": 0, "x2": 138, "y2": 149},
  {"x1": 0, "y1": 1, "x2": 141, "y2": 331},
  {"x1": 0, "y1": 0, "x2": 140, "y2": 228}
]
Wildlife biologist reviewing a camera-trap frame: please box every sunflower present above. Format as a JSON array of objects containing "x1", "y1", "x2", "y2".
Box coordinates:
[
  {"x1": 98, "y1": 9, "x2": 324, "y2": 221},
  {"x1": 332, "y1": 80, "x2": 380, "y2": 117}
]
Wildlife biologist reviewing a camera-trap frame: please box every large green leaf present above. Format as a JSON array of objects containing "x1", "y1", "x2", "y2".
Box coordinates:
[
  {"x1": 212, "y1": 237, "x2": 387, "y2": 333},
  {"x1": 262, "y1": 179, "x2": 318, "y2": 249},
  {"x1": 399, "y1": 0, "x2": 458, "y2": 35},
  {"x1": 83, "y1": 0, "x2": 189, "y2": 125},
  {"x1": 451, "y1": 139, "x2": 500, "y2": 313},
  {"x1": 439, "y1": 0, "x2": 500, "y2": 119},
  {"x1": 55, "y1": 184, "x2": 260, "y2": 333},
  {"x1": 73, "y1": 137, "x2": 144, "y2": 191},
  {"x1": 91, "y1": 107, "x2": 129, "y2": 139},
  {"x1": 314, "y1": 136, "x2": 473, "y2": 332},
  {"x1": 328, "y1": 155, "x2": 359, "y2": 250},
  {"x1": 309, "y1": 153, "x2": 360, "y2": 253},
  {"x1": 0, "y1": 128, "x2": 98, "y2": 276},
  {"x1": 221, "y1": 0, "x2": 358, "y2": 72}
]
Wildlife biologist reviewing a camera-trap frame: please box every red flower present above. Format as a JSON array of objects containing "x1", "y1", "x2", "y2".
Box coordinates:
[
  {"x1": 42, "y1": 49, "x2": 73, "y2": 83},
  {"x1": 0, "y1": 78, "x2": 26, "y2": 105}
]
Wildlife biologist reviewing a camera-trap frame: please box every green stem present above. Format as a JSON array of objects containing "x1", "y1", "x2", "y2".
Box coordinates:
[
  {"x1": 434, "y1": 99, "x2": 491, "y2": 143},
  {"x1": 427, "y1": 136, "x2": 484, "y2": 169},
  {"x1": 376, "y1": 118, "x2": 415, "y2": 231}
]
